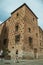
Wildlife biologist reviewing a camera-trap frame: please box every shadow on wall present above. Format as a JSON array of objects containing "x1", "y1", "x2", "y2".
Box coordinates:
[{"x1": 0, "y1": 22, "x2": 9, "y2": 58}]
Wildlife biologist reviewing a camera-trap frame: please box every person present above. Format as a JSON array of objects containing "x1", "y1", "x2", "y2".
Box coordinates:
[{"x1": 0, "y1": 49, "x2": 3, "y2": 60}]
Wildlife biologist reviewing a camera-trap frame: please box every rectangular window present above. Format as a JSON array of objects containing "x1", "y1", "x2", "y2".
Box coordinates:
[
  {"x1": 28, "y1": 28, "x2": 31, "y2": 32},
  {"x1": 36, "y1": 33, "x2": 38, "y2": 37},
  {"x1": 15, "y1": 24, "x2": 19, "y2": 31},
  {"x1": 15, "y1": 35, "x2": 20, "y2": 43},
  {"x1": 28, "y1": 37, "x2": 33, "y2": 49},
  {"x1": 28, "y1": 37, "x2": 33, "y2": 46},
  {"x1": 40, "y1": 43, "x2": 41, "y2": 46}
]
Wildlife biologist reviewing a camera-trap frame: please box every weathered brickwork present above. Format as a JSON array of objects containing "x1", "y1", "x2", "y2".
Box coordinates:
[
  {"x1": 39, "y1": 27, "x2": 43, "y2": 53},
  {"x1": 0, "y1": 3, "x2": 43, "y2": 59}
]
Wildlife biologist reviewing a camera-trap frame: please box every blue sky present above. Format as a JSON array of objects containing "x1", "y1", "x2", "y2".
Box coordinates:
[{"x1": 0, "y1": 0, "x2": 43, "y2": 29}]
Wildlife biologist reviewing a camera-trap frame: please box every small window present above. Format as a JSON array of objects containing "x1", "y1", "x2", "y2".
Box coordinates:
[
  {"x1": 15, "y1": 35, "x2": 20, "y2": 43},
  {"x1": 36, "y1": 33, "x2": 38, "y2": 37},
  {"x1": 34, "y1": 48, "x2": 37, "y2": 53},
  {"x1": 28, "y1": 28, "x2": 31, "y2": 32},
  {"x1": 15, "y1": 24, "x2": 19, "y2": 31},
  {"x1": 17, "y1": 13, "x2": 19, "y2": 16},
  {"x1": 8, "y1": 50, "x2": 11, "y2": 53},
  {"x1": 12, "y1": 47, "x2": 14, "y2": 49},
  {"x1": 33, "y1": 18, "x2": 34, "y2": 21},
  {"x1": 28, "y1": 37, "x2": 32, "y2": 46},
  {"x1": 16, "y1": 50, "x2": 18, "y2": 54},
  {"x1": 40, "y1": 43, "x2": 41, "y2": 46},
  {"x1": 3, "y1": 39, "x2": 7, "y2": 45}
]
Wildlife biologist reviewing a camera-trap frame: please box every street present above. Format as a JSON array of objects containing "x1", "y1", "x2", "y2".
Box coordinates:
[{"x1": 0, "y1": 59, "x2": 43, "y2": 65}]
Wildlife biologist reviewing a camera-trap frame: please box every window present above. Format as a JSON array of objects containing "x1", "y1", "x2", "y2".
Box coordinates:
[
  {"x1": 15, "y1": 24, "x2": 19, "y2": 31},
  {"x1": 36, "y1": 33, "x2": 38, "y2": 37},
  {"x1": 34, "y1": 48, "x2": 37, "y2": 53},
  {"x1": 8, "y1": 50, "x2": 11, "y2": 53},
  {"x1": 28, "y1": 28, "x2": 31, "y2": 32},
  {"x1": 28, "y1": 37, "x2": 32, "y2": 46},
  {"x1": 40, "y1": 43, "x2": 41, "y2": 46},
  {"x1": 17, "y1": 13, "x2": 19, "y2": 16},
  {"x1": 16, "y1": 50, "x2": 18, "y2": 54},
  {"x1": 12, "y1": 47, "x2": 14, "y2": 49},
  {"x1": 33, "y1": 18, "x2": 34, "y2": 21},
  {"x1": 15, "y1": 35, "x2": 20, "y2": 43},
  {"x1": 3, "y1": 39, "x2": 7, "y2": 45}
]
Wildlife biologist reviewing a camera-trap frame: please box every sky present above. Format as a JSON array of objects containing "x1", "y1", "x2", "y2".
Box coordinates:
[{"x1": 0, "y1": 0, "x2": 43, "y2": 29}]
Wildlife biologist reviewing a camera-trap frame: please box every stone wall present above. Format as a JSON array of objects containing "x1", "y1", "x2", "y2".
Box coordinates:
[{"x1": 0, "y1": 4, "x2": 43, "y2": 59}]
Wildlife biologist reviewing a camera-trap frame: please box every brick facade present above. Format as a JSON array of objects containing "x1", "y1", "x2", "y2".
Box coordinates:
[{"x1": 0, "y1": 3, "x2": 43, "y2": 59}]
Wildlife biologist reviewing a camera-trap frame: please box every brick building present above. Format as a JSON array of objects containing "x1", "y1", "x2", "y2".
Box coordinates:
[
  {"x1": 0, "y1": 3, "x2": 43, "y2": 59},
  {"x1": 38, "y1": 26, "x2": 43, "y2": 58}
]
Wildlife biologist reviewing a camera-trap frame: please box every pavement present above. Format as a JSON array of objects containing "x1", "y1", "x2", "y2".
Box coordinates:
[{"x1": 0, "y1": 59, "x2": 43, "y2": 65}]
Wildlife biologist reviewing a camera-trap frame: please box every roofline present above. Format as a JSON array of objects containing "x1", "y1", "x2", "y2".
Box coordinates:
[
  {"x1": 11, "y1": 3, "x2": 38, "y2": 19},
  {"x1": 38, "y1": 26, "x2": 43, "y2": 31},
  {"x1": 0, "y1": 3, "x2": 38, "y2": 26},
  {"x1": 0, "y1": 17, "x2": 11, "y2": 26}
]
